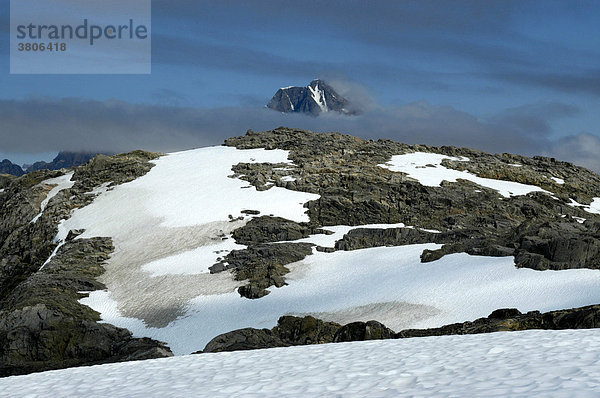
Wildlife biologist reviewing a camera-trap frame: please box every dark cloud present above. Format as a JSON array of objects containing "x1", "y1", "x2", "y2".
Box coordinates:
[
  {"x1": 148, "y1": 1, "x2": 600, "y2": 97},
  {"x1": 1, "y1": 97, "x2": 596, "y2": 172},
  {"x1": 492, "y1": 69, "x2": 600, "y2": 96},
  {"x1": 488, "y1": 102, "x2": 580, "y2": 137},
  {"x1": 153, "y1": 35, "x2": 334, "y2": 78}
]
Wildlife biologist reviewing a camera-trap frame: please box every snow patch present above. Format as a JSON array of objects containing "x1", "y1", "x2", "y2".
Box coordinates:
[
  {"x1": 380, "y1": 152, "x2": 550, "y2": 198},
  {"x1": 551, "y1": 176, "x2": 565, "y2": 184},
  {"x1": 31, "y1": 172, "x2": 74, "y2": 223},
  {"x1": 284, "y1": 92, "x2": 294, "y2": 111},
  {"x1": 39, "y1": 219, "x2": 70, "y2": 270},
  {"x1": 308, "y1": 83, "x2": 328, "y2": 112},
  {"x1": 142, "y1": 235, "x2": 243, "y2": 276},
  {"x1": 568, "y1": 198, "x2": 600, "y2": 215}
]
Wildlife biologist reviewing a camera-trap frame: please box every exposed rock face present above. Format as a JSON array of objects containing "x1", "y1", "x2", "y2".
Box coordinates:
[
  {"x1": 0, "y1": 150, "x2": 172, "y2": 377},
  {"x1": 0, "y1": 160, "x2": 24, "y2": 176},
  {"x1": 202, "y1": 316, "x2": 341, "y2": 353},
  {"x1": 200, "y1": 305, "x2": 600, "y2": 354},
  {"x1": 209, "y1": 215, "x2": 334, "y2": 299},
  {"x1": 202, "y1": 328, "x2": 289, "y2": 353},
  {"x1": 24, "y1": 151, "x2": 108, "y2": 173},
  {"x1": 0, "y1": 174, "x2": 15, "y2": 189},
  {"x1": 222, "y1": 128, "x2": 600, "y2": 297},
  {"x1": 267, "y1": 79, "x2": 355, "y2": 116},
  {"x1": 333, "y1": 320, "x2": 395, "y2": 342},
  {"x1": 231, "y1": 216, "x2": 315, "y2": 245},
  {"x1": 396, "y1": 305, "x2": 600, "y2": 338}
]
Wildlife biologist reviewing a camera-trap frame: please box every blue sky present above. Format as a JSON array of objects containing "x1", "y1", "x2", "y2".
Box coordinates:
[{"x1": 1, "y1": 0, "x2": 599, "y2": 170}]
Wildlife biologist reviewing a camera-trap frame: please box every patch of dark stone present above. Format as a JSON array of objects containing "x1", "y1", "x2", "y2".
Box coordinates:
[
  {"x1": 211, "y1": 215, "x2": 333, "y2": 299},
  {"x1": 211, "y1": 242, "x2": 314, "y2": 298},
  {"x1": 198, "y1": 304, "x2": 600, "y2": 354}
]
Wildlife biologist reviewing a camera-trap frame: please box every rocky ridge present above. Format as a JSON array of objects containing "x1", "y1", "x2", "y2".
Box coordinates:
[
  {"x1": 199, "y1": 304, "x2": 600, "y2": 353},
  {"x1": 25, "y1": 151, "x2": 108, "y2": 173},
  {"x1": 218, "y1": 128, "x2": 600, "y2": 298}
]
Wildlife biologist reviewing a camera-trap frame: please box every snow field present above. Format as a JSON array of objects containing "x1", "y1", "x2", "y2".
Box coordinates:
[
  {"x1": 379, "y1": 152, "x2": 550, "y2": 197},
  {"x1": 81, "y1": 244, "x2": 600, "y2": 354},
  {"x1": 2, "y1": 328, "x2": 600, "y2": 397},
  {"x1": 53, "y1": 146, "x2": 318, "y2": 328}
]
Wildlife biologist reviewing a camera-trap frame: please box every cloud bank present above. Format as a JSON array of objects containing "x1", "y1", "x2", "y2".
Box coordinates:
[{"x1": 0, "y1": 96, "x2": 597, "y2": 172}]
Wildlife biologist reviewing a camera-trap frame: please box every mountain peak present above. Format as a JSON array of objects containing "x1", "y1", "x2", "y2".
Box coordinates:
[{"x1": 267, "y1": 80, "x2": 356, "y2": 116}]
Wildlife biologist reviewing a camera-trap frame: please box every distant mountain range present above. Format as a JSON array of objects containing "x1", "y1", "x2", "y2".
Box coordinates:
[
  {"x1": 267, "y1": 79, "x2": 357, "y2": 116},
  {"x1": 0, "y1": 151, "x2": 106, "y2": 176}
]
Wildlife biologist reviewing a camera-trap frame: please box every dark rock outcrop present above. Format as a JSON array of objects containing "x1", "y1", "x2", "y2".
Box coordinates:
[
  {"x1": 333, "y1": 320, "x2": 395, "y2": 342},
  {"x1": 200, "y1": 304, "x2": 600, "y2": 355},
  {"x1": 276, "y1": 315, "x2": 341, "y2": 345},
  {"x1": 231, "y1": 216, "x2": 315, "y2": 245},
  {"x1": 0, "y1": 304, "x2": 172, "y2": 377},
  {"x1": 396, "y1": 305, "x2": 600, "y2": 338},
  {"x1": 211, "y1": 242, "x2": 314, "y2": 298},
  {"x1": 202, "y1": 328, "x2": 289, "y2": 353},
  {"x1": 201, "y1": 316, "x2": 341, "y2": 353}
]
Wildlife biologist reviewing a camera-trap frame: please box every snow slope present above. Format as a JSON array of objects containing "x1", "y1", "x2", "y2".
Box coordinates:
[
  {"x1": 379, "y1": 152, "x2": 550, "y2": 198},
  {"x1": 25, "y1": 145, "x2": 593, "y2": 355},
  {"x1": 3, "y1": 329, "x2": 600, "y2": 397},
  {"x1": 81, "y1": 244, "x2": 600, "y2": 354}
]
